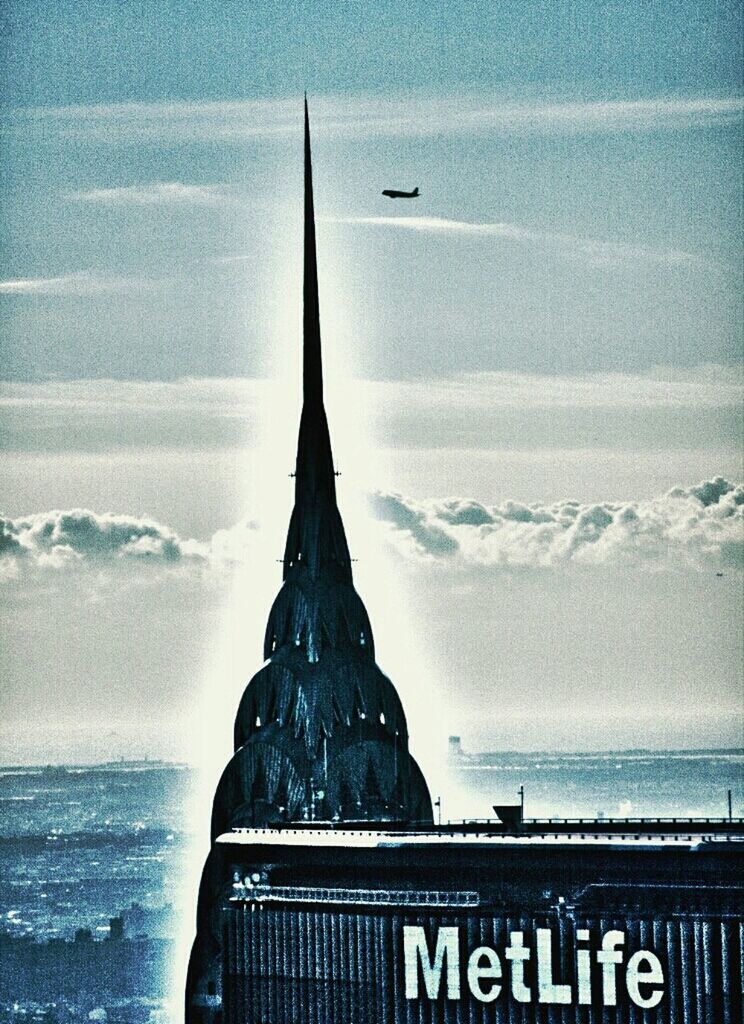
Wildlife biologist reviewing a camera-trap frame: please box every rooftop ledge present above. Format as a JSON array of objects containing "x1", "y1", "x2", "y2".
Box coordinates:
[{"x1": 216, "y1": 826, "x2": 742, "y2": 850}]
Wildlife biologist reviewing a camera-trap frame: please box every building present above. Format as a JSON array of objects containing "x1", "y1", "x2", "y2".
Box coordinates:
[
  {"x1": 186, "y1": 102, "x2": 743, "y2": 1023},
  {"x1": 447, "y1": 736, "x2": 466, "y2": 761},
  {"x1": 187, "y1": 96, "x2": 431, "y2": 1012},
  {"x1": 212, "y1": 96, "x2": 431, "y2": 839}
]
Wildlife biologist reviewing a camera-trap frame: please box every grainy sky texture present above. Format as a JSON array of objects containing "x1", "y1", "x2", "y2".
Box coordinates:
[{"x1": 1, "y1": 1, "x2": 742, "y2": 769}]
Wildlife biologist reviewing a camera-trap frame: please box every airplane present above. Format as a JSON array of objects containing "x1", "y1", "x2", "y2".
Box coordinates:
[{"x1": 382, "y1": 187, "x2": 420, "y2": 199}]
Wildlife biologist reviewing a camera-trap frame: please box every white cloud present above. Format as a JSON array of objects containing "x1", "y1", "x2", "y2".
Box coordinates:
[
  {"x1": 327, "y1": 215, "x2": 710, "y2": 268},
  {"x1": 0, "y1": 508, "x2": 259, "y2": 581},
  {"x1": 6, "y1": 94, "x2": 742, "y2": 145},
  {"x1": 368, "y1": 477, "x2": 744, "y2": 571},
  {"x1": 1, "y1": 366, "x2": 738, "y2": 414},
  {"x1": 0, "y1": 510, "x2": 204, "y2": 577},
  {"x1": 3, "y1": 478, "x2": 742, "y2": 583},
  {"x1": 373, "y1": 364, "x2": 743, "y2": 411},
  {"x1": 0, "y1": 377, "x2": 265, "y2": 413},
  {"x1": 71, "y1": 182, "x2": 235, "y2": 206},
  {"x1": 0, "y1": 271, "x2": 158, "y2": 296},
  {"x1": 464, "y1": 96, "x2": 744, "y2": 135},
  {"x1": 0, "y1": 370, "x2": 739, "y2": 463}
]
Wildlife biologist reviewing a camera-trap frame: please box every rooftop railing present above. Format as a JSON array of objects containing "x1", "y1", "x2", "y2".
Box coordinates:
[{"x1": 230, "y1": 884, "x2": 480, "y2": 908}]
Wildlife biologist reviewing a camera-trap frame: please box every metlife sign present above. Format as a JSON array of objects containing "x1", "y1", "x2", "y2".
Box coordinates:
[
  {"x1": 403, "y1": 925, "x2": 665, "y2": 1009},
  {"x1": 222, "y1": 899, "x2": 742, "y2": 1023},
  {"x1": 217, "y1": 827, "x2": 743, "y2": 1024}
]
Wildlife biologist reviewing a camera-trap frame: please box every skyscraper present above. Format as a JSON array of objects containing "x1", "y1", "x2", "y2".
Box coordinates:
[
  {"x1": 214, "y1": 98, "x2": 431, "y2": 835},
  {"x1": 186, "y1": 97, "x2": 431, "y2": 1010},
  {"x1": 185, "y1": 101, "x2": 742, "y2": 1024}
]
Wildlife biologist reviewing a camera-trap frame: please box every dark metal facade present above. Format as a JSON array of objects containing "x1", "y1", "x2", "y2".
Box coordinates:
[
  {"x1": 212, "y1": 98, "x2": 432, "y2": 838},
  {"x1": 185, "y1": 826, "x2": 744, "y2": 1023},
  {"x1": 222, "y1": 903, "x2": 742, "y2": 1024}
]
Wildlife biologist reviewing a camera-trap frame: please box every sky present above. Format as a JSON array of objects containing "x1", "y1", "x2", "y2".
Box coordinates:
[{"x1": 1, "y1": 1, "x2": 742, "y2": 780}]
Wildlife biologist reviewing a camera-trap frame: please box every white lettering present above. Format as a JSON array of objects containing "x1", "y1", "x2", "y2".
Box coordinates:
[
  {"x1": 400, "y1": 925, "x2": 664, "y2": 1010},
  {"x1": 467, "y1": 946, "x2": 502, "y2": 1003},
  {"x1": 626, "y1": 950, "x2": 664, "y2": 1009},
  {"x1": 576, "y1": 928, "x2": 592, "y2": 1005},
  {"x1": 596, "y1": 930, "x2": 625, "y2": 1007},
  {"x1": 505, "y1": 930, "x2": 532, "y2": 1003},
  {"x1": 536, "y1": 928, "x2": 572, "y2": 1004},
  {"x1": 403, "y1": 925, "x2": 460, "y2": 1000}
]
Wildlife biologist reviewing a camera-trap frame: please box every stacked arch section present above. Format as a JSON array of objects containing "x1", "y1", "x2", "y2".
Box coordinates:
[{"x1": 234, "y1": 648, "x2": 409, "y2": 755}]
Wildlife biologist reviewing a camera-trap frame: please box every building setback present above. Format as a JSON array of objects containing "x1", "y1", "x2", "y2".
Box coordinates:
[{"x1": 186, "y1": 102, "x2": 743, "y2": 1023}]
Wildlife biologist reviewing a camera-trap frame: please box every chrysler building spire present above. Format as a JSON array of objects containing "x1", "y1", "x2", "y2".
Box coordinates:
[
  {"x1": 282, "y1": 96, "x2": 350, "y2": 583},
  {"x1": 302, "y1": 94, "x2": 324, "y2": 411},
  {"x1": 295, "y1": 96, "x2": 336, "y2": 507},
  {"x1": 186, "y1": 96, "x2": 433, "y2": 1016},
  {"x1": 203, "y1": 99, "x2": 432, "y2": 840}
]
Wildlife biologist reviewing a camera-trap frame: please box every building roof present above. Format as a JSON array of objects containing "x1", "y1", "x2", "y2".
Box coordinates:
[{"x1": 219, "y1": 825, "x2": 742, "y2": 850}]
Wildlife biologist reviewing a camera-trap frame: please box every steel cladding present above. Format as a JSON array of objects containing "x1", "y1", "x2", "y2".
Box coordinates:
[{"x1": 222, "y1": 900, "x2": 742, "y2": 1023}]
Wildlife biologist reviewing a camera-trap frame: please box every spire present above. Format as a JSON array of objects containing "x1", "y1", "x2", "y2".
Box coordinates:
[
  {"x1": 293, "y1": 95, "x2": 337, "y2": 507},
  {"x1": 303, "y1": 94, "x2": 322, "y2": 406},
  {"x1": 281, "y1": 98, "x2": 349, "y2": 581}
]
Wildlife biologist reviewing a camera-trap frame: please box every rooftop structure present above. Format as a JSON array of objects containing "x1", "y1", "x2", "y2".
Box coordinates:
[{"x1": 190, "y1": 821, "x2": 743, "y2": 1022}]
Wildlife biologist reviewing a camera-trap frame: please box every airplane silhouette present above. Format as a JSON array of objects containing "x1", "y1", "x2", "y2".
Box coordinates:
[{"x1": 382, "y1": 187, "x2": 420, "y2": 199}]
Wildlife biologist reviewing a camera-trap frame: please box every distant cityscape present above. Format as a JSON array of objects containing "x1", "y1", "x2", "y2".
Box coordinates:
[
  {"x1": 0, "y1": 763, "x2": 193, "y2": 1023},
  {"x1": 1, "y1": 752, "x2": 741, "y2": 1021}
]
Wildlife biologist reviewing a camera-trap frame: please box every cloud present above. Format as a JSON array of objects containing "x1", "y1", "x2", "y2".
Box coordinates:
[
  {"x1": 368, "y1": 477, "x2": 744, "y2": 571},
  {"x1": 0, "y1": 370, "x2": 740, "y2": 458},
  {"x1": 6, "y1": 95, "x2": 742, "y2": 145},
  {"x1": 0, "y1": 509, "x2": 259, "y2": 581},
  {"x1": 368, "y1": 492, "x2": 458, "y2": 556},
  {"x1": 668, "y1": 477, "x2": 740, "y2": 507},
  {"x1": 0, "y1": 510, "x2": 208, "y2": 579},
  {"x1": 464, "y1": 96, "x2": 744, "y2": 136},
  {"x1": 71, "y1": 182, "x2": 235, "y2": 206},
  {"x1": 0, "y1": 271, "x2": 158, "y2": 297},
  {"x1": 4, "y1": 369, "x2": 739, "y2": 417},
  {"x1": 328, "y1": 215, "x2": 710, "y2": 268},
  {"x1": 3, "y1": 478, "x2": 741, "y2": 583}
]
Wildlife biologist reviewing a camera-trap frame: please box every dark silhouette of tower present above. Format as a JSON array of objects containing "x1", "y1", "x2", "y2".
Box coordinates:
[
  {"x1": 186, "y1": 98, "x2": 432, "y2": 1016},
  {"x1": 210, "y1": 98, "x2": 431, "y2": 834}
]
